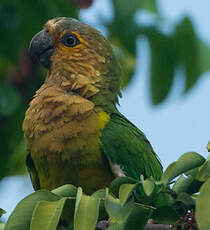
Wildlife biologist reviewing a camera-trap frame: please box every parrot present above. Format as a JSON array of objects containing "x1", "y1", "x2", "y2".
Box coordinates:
[{"x1": 23, "y1": 17, "x2": 162, "y2": 197}]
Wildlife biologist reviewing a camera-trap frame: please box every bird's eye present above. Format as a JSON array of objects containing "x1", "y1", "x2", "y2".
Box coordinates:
[{"x1": 60, "y1": 33, "x2": 80, "y2": 47}]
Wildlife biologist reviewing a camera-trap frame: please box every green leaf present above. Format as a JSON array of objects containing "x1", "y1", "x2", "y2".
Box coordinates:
[
  {"x1": 161, "y1": 152, "x2": 205, "y2": 184},
  {"x1": 140, "y1": 0, "x2": 158, "y2": 14},
  {"x1": 74, "y1": 191, "x2": 100, "y2": 230},
  {"x1": 176, "y1": 193, "x2": 195, "y2": 207},
  {"x1": 197, "y1": 160, "x2": 210, "y2": 181},
  {"x1": 92, "y1": 189, "x2": 108, "y2": 200},
  {"x1": 161, "y1": 162, "x2": 176, "y2": 184},
  {"x1": 152, "y1": 206, "x2": 179, "y2": 224},
  {"x1": 109, "y1": 176, "x2": 138, "y2": 193},
  {"x1": 74, "y1": 187, "x2": 83, "y2": 217},
  {"x1": 198, "y1": 39, "x2": 210, "y2": 75},
  {"x1": 141, "y1": 177, "x2": 155, "y2": 197},
  {"x1": 185, "y1": 180, "x2": 203, "y2": 195},
  {"x1": 207, "y1": 142, "x2": 210, "y2": 152},
  {"x1": 92, "y1": 189, "x2": 108, "y2": 221},
  {"x1": 0, "y1": 82, "x2": 20, "y2": 116},
  {"x1": 177, "y1": 167, "x2": 203, "y2": 194},
  {"x1": 105, "y1": 195, "x2": 133, "y2": 225},
  {"x1": 0, "y1": 2, "x2": 21, "y2": 62},
  {"x1": 153, "y1": 192, "x2": 174, "y2": 208},
  {"x1": 184, "y1": 167, "x2": 199, "y2": 177},
  {"x1": 0, "y1": 209, "x2": 6, "y2": 218},
  {"x1": 4, "y1": 190, "x2": 60, "y2": 230},
  {"x1": 52, "y1": 184, "x2": 77, "y2": 197},
  {"x1": 0, "y1": 223, "x2": 5, "y2": 230},
  {"x1": 8, "y1": 138, "x2": 27, "y2": 175},
  {"x1": 30, "y1": 198, "x2": 67, "y2": 230},
  {"x1": 112, "y1": 0, "x2": 141, "y2": 19},
  {"x1": 109, "y1": 0, "x2": 139, "y2": 88},
  {"x1": 107, "y1": 223, "x2": 123, "y2": 230},
  {"x1": 119, "y1": 183, "x2": 139, "y2": 206},
  {"x1": 123, "y1": 203, "x2": 153, "y2": 230},
  {"x1": 174, "y1": 17, "x2": 199, "y2": 91},
  {"x1": 111, "y1": 43, "x2": 136, "y2": 88},
  {"x1": 62, "y1": 198, "x2": 76, "y2": 225},
  {"x1": 112, "y1": 0, "x2": 158, "y2": 19},
  {"x1": 146, "y1": 29, "x2": 177, "y2": 104},
  {"x1": 196, "y1": 178, "x2": 210, "y2": 230},
  {"x1": 172, "y1": 175, "x2": 194, "y2": 193}
]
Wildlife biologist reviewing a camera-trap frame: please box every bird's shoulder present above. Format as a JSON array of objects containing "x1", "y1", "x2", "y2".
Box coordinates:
[{"x1": 100, "y1": 112, "x2": 162, "y2": 180}]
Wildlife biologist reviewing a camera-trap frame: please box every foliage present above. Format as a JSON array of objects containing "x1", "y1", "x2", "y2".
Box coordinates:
[
  {"x1": 1, "y1": 151, "x2": 210, "y2": 229},
  {"x1": 1, "y1": 0, "x2": 210, "y2": 229}
]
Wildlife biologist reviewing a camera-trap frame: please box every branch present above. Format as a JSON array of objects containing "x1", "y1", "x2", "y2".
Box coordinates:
[
  {"x1": 96, "y1": 221, "x2": 172, "y2": 230},
  {"x1": 145, "y1": 224, "x2": 172, "y2": 230}
]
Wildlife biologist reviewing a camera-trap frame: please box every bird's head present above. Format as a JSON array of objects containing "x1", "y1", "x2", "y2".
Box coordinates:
[{"x1": 29, "y1": 17, "x2": 121, "y2": 104}]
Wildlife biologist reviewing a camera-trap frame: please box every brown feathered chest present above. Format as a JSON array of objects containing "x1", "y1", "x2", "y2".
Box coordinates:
[{"x1": 23, "y1": 82, "x2": 114, "y2": 193}]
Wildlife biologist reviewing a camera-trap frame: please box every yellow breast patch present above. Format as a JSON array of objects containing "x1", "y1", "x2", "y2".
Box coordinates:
[{"x1": 98, "y1": 111, "x2": 110, "y2": 129}]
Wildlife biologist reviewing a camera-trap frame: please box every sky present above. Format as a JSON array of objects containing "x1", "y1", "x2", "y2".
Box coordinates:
[{"x1": 1, "y1": 0, "x2": 210, "y2": 221}]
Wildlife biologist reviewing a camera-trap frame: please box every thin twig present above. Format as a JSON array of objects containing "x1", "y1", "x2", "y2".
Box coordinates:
[{"x1": 145, "y1": 224, "x2": 172, "y2": 230}]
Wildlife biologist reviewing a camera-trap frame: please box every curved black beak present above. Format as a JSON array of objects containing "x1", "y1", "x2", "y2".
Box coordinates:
[{"x1": 29, "y1": 28, "x2": 54, "y2": 69}]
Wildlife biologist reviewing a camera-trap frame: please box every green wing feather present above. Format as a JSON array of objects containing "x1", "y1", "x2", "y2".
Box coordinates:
[
  {"x1": 26, "y1": 152, "x2": 40, "y2": 190},
  {"x1": 101, "y1": 113, "x2": 162, "y2": 180}
]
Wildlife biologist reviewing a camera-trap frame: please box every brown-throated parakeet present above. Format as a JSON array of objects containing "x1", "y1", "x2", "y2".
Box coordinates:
[{"x1": 23, "y1": 17, "x2": 162, "y2": 196}]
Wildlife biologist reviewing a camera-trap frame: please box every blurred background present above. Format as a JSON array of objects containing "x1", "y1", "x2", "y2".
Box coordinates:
[{"x1": 0, "y1": 0, "x2": 210, "y2": 221}]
